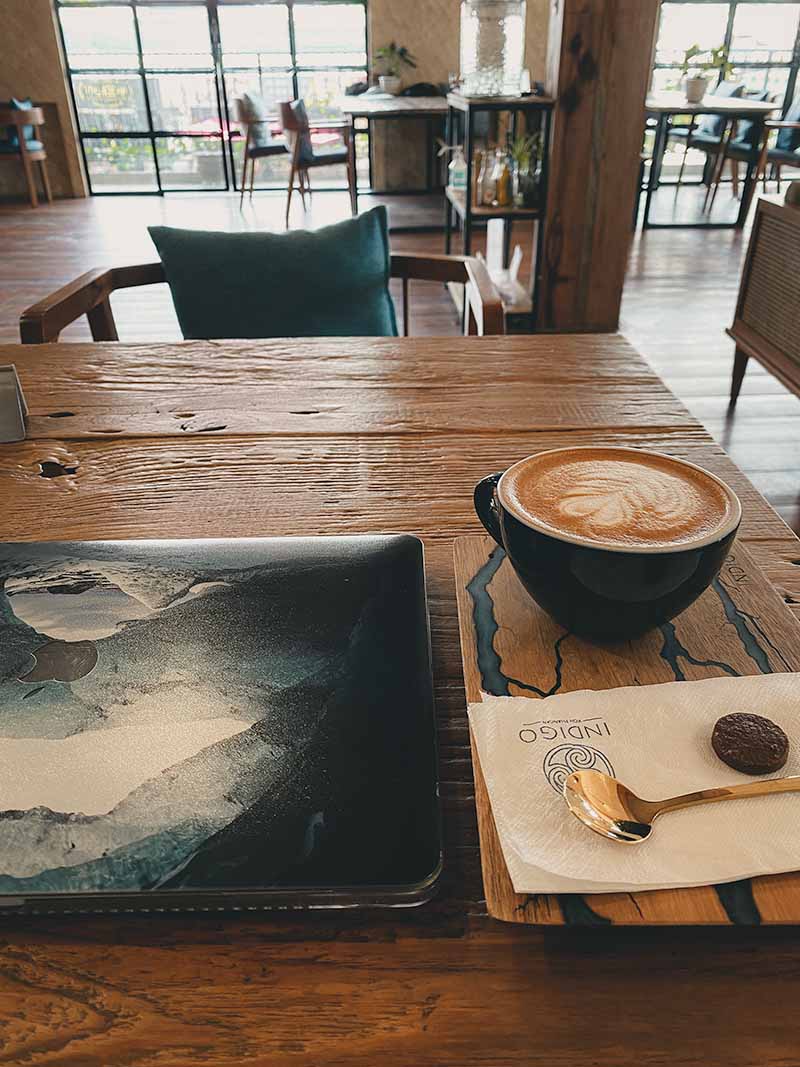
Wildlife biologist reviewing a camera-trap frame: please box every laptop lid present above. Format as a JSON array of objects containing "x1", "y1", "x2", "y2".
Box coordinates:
[{"x1": 0, "y1": 536, "x2": 441, "y2": 914}]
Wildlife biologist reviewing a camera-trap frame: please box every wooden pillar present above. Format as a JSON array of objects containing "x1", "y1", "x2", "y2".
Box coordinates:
[{"x1": 539, "y1": 0, "x2": 659, "y2": 331}]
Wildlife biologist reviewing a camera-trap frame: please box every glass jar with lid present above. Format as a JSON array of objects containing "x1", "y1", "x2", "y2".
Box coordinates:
[{"x1": 459, "y1": 0, "x2": 526, "y2": 97}]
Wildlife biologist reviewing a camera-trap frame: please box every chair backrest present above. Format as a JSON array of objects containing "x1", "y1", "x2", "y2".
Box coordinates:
[
  {"x1": 236, "y1": 91, "x2": 275, "y2": 149},
  {"x1": 0, "y1": 104, "x2": 45, "y2": 149},
  {"x1": 733, "y1": 89, "x2": 772, "y2": 148},
  {"x1": 729, "y1": 198, "x2": 800, "y2": 391},
  {"x1": 696, "y1": 80, "x2": 744, "y2": 138},
  {"x1": 279, "y1": 100, "x2": 314, "y2": 163},
  {"x1": 776, "y1": 95, "x2": 800, "y2": 153}
]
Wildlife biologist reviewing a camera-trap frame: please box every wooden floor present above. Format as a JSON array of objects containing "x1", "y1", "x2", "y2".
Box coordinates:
[{"x1": 1, "y1": 185, "x2": 797, "y2": 532}]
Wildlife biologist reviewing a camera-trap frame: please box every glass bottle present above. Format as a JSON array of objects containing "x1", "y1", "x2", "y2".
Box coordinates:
[
  {"x1": 448, "y1": 146, "x2": 468, "y2": 193},
  {"x1": 492, "y1": 147, "x2": 511, "y2": 207},
  {"x1": 482, "y1": 146, "x2": 497, "y2": 205}
]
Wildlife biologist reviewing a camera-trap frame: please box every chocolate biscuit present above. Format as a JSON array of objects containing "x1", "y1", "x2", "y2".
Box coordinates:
[{"x1": 711, "y1": 712, "x2": 789, "y2": 776}]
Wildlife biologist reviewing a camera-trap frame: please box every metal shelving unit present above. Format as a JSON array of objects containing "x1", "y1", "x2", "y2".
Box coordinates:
[{"x1": 443, "y1": 91, "x2": 555, "y2": 331}]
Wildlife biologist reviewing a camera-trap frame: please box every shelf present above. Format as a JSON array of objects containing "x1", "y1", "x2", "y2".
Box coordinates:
[
  {"x1": 445, "y1": 186, "x2": 541, "y2": 221},
  {"x1": 446, "y1": 91, "x2": 556, "y2": 112}
]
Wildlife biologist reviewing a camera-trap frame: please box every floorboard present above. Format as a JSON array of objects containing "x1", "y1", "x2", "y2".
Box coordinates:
[{"x1": 1, "y1": 187, "x2": 797, "y2": 533}]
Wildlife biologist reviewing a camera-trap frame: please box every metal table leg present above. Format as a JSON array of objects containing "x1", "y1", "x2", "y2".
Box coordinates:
[{"x1": 642, "y1": 112, "x2": 668, "y2": 229}]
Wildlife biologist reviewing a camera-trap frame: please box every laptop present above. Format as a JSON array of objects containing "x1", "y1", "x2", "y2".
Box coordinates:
[{"x1": 0, "y1": 536, "x2": 441, "y2": 915}]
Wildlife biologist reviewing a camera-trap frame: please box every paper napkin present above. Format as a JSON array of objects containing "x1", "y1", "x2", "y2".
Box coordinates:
[{"x1": 468, "y1": 674, "x2": 800, "y2": 894}]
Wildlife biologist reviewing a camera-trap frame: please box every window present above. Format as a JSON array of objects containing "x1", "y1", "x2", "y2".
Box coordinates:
[
  {"x1": 652, "y1": 1, "x2": 800, "y2": 109},
  {"x1": 56, "y1": 0, "x2": 369, "y2": 194}
]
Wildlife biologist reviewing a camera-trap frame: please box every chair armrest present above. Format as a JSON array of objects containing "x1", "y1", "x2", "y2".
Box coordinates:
[
  {"x1": 389, "y1": 252, "x2": 505, "y2": 336},
  {"x1": 20, "y1": 262, "x2": 165, "y2": 343},
  {"x1": 766, "y1": 120, "x2": 800, "y2": 130},
  {"x1": 308, "y1": 120, "x2": 349, "y2": 131},
  {"x1": 464, "y1": 256, "x2": 505, "y2": 336}
]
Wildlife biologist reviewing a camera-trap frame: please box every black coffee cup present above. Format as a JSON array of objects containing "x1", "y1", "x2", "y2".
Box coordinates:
[{"x1": 474, "y1": 447, "x2": 742, "y2": 641}]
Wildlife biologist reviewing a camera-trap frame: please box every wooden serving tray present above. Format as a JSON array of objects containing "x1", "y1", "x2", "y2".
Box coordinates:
[{"x1": 454, "y1": 535, "x2": 800, "y2": 925}]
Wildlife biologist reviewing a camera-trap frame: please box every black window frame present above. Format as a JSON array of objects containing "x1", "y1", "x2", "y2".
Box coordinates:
[{"x1": 55, "y1": 0, "x2": 369, "y2": 196}]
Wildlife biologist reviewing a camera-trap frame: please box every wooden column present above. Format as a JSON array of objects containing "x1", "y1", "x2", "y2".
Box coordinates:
[{"x1": 539, "y1": 0, "x2": 659, "y2": 331}]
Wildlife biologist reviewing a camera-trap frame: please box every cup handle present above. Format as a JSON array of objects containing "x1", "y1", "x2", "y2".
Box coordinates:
[{"x1": 474, "y1": 472, "x2": 505, "y2": 546}]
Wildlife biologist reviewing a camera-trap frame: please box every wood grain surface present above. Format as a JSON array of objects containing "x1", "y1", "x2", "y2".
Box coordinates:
[
  {"x1": 2, "y1": 334, "x2": 800, "y2": 1065},
  {"x1": 455, "y1": 535, "x2": 800, "y2": 925},
  {"x1": 543, "y1": 0, "x2": 660, "y2": 331}
]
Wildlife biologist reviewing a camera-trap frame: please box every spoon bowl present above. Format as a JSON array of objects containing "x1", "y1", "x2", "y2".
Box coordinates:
[
  {"x1": 564, "y1": 768, "x2": 800, "y2": 844},
  {"x1": 564, "y1": 770, "x2": 658, "y2": 844}
]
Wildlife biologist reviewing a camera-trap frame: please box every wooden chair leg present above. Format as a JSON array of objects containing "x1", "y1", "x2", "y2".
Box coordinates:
[
  {"x1": 298, "y1": 168, "x2": 308, "y2": 210},
  {"x1": 707, "y1": 122, "x2": 735, "y2": 214},
  {"x1": 38, "y1": 160, "x2": 53, "y2": 204},
  {"x1": 729, "y1": 345, "x2": 749, "y2": 407},
  {"x1": 676, "y1": 126, "x2": 694, "y2": 189},
  {"x1": 286, "y1": 164, "x2": 296, "y2": 226},
  {"x1": 19, "y1": 151, "x2": 38, "y2": 208},
  {"x1": 776, "y1": 165, "x2": 782, "y2": 195},
  {"x1": 346, "y1": 149, "x2": 357, "y2": 217},
  {"x1": 249, "y1": 155, "x2": 257, "y2": 199},
  {"x1": 730, "y1": 158, "x2": 739, "y2": 199},
  {"x1": 240, "y1": 155, "x2": 248, "y2": 208}
]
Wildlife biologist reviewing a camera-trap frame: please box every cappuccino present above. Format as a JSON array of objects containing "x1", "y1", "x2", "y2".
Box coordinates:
[{"x1": 501, "y1": 447, "x2": 738, "y2": 550}]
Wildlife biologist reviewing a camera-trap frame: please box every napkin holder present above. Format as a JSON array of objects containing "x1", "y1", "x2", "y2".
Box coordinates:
[{"x1": 0, "y1": 365, "x2": 27, "y2": 443}]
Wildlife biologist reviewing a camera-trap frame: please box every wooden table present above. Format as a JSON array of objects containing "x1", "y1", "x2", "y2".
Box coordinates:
[
  {"x1": 644, "y1": 92, "x2": 778, "y2": 229},
  {"x1": 340, "y1": 95, "x2": 448, "y2": 214},
  {"x1": 3, "y1": 334, "x2": 800, "y2": 1066}
]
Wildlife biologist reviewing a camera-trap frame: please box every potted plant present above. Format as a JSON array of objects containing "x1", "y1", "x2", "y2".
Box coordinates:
[
  {"x1": 509, "y1": 132, "x2": 540, "y2": 207},
  {"x1": 374, "y1": 42, "x2": 417, "y2": 95},
  {"x1": 680, "y1": 43, "x2": 732, "y2": 104}
]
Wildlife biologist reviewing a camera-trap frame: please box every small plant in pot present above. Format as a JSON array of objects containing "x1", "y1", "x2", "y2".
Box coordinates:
[
  {"x1": 510, "y1": 133, "x2": 540, "y2": 208},
  {"x1": 680, "y1": 43, "x2": 732, "y2": 103},
  {"x1": 374, "y1": 42, "x2": 417, "y2": 94}
]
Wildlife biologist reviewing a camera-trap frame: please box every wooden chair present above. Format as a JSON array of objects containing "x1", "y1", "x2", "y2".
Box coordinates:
[
  {"x1": 279, "y1": 100, "x2": 356, "y2": 225},
  {"x1": 753, "y1": 96, "x2": 800, "y2": 195},
  {"x1": 727, "y1": 197, "x2": 800, "y2": 406},
  {"x1": 234, "y1": 93, "x2": 288, "y2": 208},
  {"x1": 19, "y1": 254, "x2": 505, "y2": 343},
  {"x1": 0, "y1": 106, "x2": 52, "y2": 208}
]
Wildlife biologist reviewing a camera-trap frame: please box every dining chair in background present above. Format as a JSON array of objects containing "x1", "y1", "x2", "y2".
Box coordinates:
[
  {"x1": 234, "y1": 92, "x2": 288, "y2": 208},
  {"x1": 667, "y1": 80, "x2": 744, "y2": 191},
  {"x1": 0, "y1": 99, "x2": 52, "y2": 208},
  {"x1": 753, "y1": 95, "x2": 800, "y2": 193},
  {"x1": 727, "y1": 196, "x2": 800, "y2": 407},
  {"x1": 279, "y1": 100, "x2": 356, "y2": 225}
]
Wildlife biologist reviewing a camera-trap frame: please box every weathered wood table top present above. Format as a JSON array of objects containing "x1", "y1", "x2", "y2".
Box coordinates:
[{"x1": 2, "y1": 334, "x2": 800, "y2": 1066}]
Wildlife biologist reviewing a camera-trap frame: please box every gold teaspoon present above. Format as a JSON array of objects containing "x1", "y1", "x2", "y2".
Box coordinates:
[{"x1": 564, "y1": 769, "x2": 800, "y2": 844}]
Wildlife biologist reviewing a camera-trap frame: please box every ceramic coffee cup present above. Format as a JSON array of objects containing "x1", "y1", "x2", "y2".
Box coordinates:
[{"x1": 474, "y1": 446, "x2": 742, "y2": 641}]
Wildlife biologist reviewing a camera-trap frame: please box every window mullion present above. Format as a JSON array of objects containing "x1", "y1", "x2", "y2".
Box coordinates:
[{"x1": 131, "y1": 2, "x2": 163, "y2": 193}]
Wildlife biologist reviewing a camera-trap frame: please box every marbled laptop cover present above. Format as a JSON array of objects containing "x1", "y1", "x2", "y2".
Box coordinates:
[{"x1": 0, "y1": 537, "x2": 439, "y2": 902}]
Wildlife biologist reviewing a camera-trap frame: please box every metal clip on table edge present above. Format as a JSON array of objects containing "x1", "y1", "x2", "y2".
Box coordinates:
[{"x1": 0, "y1": 365, "x2": 28, "y2": 443}]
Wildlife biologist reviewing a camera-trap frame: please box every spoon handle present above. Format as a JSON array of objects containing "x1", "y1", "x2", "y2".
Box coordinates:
[{"x1": 656, "y1": 775, "x2": 800, "y2": 818}]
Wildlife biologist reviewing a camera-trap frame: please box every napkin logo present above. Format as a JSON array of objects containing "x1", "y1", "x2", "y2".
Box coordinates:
[
  {"x1": 519, "y1": 716, "x2": 611, "y2": 745},
  {"x1": 542, "y1": 744, "x2": 615, "y2": 795}
]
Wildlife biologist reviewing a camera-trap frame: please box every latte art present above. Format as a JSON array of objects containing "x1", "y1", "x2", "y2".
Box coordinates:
[
  {"x1": 502, "y1": 448, "x2": 736, "y2": 549},
  {"x1": 556, "y1": 466, "x2": 698, "y2": 533}
]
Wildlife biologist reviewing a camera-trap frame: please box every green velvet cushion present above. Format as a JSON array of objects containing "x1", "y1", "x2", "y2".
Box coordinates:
[
  {"x1": 148, "y1": 207, "x2": 398, "y2": 339},
  {"x1": 0, "y1": 139, "x2": 43, "y2": 153}
]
